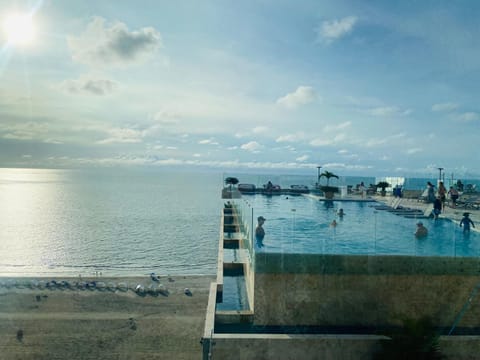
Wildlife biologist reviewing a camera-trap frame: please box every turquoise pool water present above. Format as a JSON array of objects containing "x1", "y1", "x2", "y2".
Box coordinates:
[{"x1": 241, "y1": 195, "x2": 480, "y2": 257}]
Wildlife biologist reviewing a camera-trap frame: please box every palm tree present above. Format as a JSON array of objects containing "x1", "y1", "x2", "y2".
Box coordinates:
[
  {"x1": 225, "y1": 177, "x2": 239, "y2": 190},
  {"x1": 318, "y1": 171, "x2": 339, "y2": 199},
  {"x1": 319, "y1": 171, "x2": 339, "y2": 186},
  {"x1": 374, "y1": 316, "x2": 443, "y2": 360}
]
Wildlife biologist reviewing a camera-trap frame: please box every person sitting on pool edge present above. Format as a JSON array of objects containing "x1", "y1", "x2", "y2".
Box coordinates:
[
  {"x1": 415, "y1": 221, "x2": 428, "y2": 238},
  {"x1": 460, "y1": 212, "x2": 475, "y2": 233}
]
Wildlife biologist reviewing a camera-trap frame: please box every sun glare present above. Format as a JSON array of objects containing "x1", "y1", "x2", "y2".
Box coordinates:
[{"x1": 3, "y1": 13, "x2": 35, "y2": 46}]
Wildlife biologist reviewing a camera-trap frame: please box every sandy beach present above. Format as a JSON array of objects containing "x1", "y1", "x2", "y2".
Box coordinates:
[{"x1": 0, "y1": 275, "x2": 214, "y2": 360}]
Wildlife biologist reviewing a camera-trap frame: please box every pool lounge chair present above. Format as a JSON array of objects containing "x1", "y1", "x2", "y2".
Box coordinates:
[{"x1": 457, "y1": 194, "x2": 480, "y2": 210}]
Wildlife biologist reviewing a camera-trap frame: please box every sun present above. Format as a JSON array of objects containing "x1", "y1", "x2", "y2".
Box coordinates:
[{"x1": 3, "y1": 13, "x2": 35, "y2": 46}]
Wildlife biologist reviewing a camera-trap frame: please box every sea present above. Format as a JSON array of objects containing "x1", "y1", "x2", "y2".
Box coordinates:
[{"x1": 1, "y1": 167, "x2": 479, "y2": 277}]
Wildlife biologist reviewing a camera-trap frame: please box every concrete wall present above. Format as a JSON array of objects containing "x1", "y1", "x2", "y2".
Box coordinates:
[
  {"x1": 205, "y1": 333, "x2": 480, "y2": 360},
  {"x1": 208, "y1": 334, "x2": 384, "y2": 360},
  {"x1": 253, "y1": 253, "x2": 480, "y2": 328}
]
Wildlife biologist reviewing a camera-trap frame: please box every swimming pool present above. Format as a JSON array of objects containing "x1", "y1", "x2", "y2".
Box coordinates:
[{"x1": 240, "y1": 195, "x2": 480, "y2": 257}]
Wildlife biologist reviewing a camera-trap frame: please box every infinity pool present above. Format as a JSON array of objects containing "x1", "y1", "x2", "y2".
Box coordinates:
[{"x1": 241, "y1": 195, "x2": 480, "y2": 257}]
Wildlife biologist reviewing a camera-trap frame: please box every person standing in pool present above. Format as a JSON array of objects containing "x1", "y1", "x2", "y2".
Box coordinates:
[
  {"x1": 432, "y1": 197, "x2": 442, "y2": 220},
  {"x1": 415, "y1": 222, "x2": 428, "y2": 238},
  {"x1": 460, "y1": 213, "x2": 475, "y2": 233},
  {"x1": 255, "y1": 216, "x2": 266, "y2": 247}
]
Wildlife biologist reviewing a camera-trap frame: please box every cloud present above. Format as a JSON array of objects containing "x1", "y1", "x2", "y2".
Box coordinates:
[
  {"x1": 406, "y1": 147, "x2": 423, "y2": 155},
  {"x1": 456, "y1": 112, "x2": 479, "y2": 122},
  {"x1": 96, "y1": 127, "x2": 144, "y2": 144},
  {"x1": 61, "y1": 77, "x2": 118, "y2": 95},
  {"x1": 276, "y1": 133, "x2": 305, "y2": 143},
  {"x1": 68, "y1": 17, "x2": 161, "y2": 66},
  {"x1": 252, "y1": 126, "x2": 268, "y2": 134},
  {"x1": 317, "y1": 16, "x2": 357, "y2": 43},
  {"x1": 432, "y1": 102, "x2": 459, "y2": 112},
  {"x1": 240, "y1": 141, "x2": 263, "y2": 152},
  {"x1": 309, "y1": 138, "x2": 332, "y2": 147},
  {"x1": 296, "y1": 155, "x2": 309, "y2": 162},
  {"x1": 153, "y1": 110, "x2": 183, "y2": 122},
  {"x1": 276, "y1": 86, "x2": 316, "y2": 109},
  {"x1": 368, "y1": 106, "x2": 410, "y2": 117},
  {"x1": 198, "y1": 138, "x2": 219, "y2": 145},
  {"x1": 324, "y1": 121, "x2": 351, "y2": 132},
  {"x1": 365, "y1": 132, "x2": 406, "y2": 147}
]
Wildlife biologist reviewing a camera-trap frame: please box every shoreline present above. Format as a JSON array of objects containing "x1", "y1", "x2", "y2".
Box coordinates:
[{"x1": 0, "y1": 274, "x2": 215, "y2": 359}]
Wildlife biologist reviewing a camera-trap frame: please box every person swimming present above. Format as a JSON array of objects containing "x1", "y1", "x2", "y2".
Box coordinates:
[
  {"x1": 330, "y1": 219, "x2": 337, "y2": 227},
  {"x1": 337, "y1": 208, "x2": 345, "y2": 217}
]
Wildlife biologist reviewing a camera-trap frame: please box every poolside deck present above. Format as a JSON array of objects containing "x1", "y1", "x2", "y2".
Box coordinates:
[
  {"x1": 307, "y1": 192, "x2": 480, "y2": 230},
  {"x1": 374, "y1": 196, "x2": 480, "y2": 231}
]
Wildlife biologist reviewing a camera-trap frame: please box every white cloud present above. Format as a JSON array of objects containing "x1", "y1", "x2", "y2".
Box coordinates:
[
  {"x1": 324, "y1": 121, "x2": 351, "y2": 132},
  {"x1": 68, "y1": 17, "x2": 161, "y2": 67},
  {"x1": 406, "y1": 147, "x2": 423, "y2": 155},
  {"x1": 309, "y1": 138, "x2": 332, "y2": 147},
  {"x1": 241, "y1": 141, "x2": 263, "y2": 152},
  {"x1": 276, "y1": 86, "x2": 316, "y2": 109},
  {"x1": 456, "y1": 112, "x2": 479, "y2": 122},
  {"x1": 198, "y1": 138, "x2": 219, "y2": 145},
  {"x1": 317, "y1": 16, "x2": 357, "y2": 43},
  {"x1": 365, "y1": 132, "x2": 406, "y2": 147},
  {"x1": 252, "y1": 126, "x2": 268, "y2": 134},
  {"x1": 97, "y1": 127, "x2": 144, "y2": 144},
  {"x1": 153, "y1": 110, "x2": 183, "y2": 122},
  {"x1": 368, "y1": 106, "x2": 410, "y2": 117},
  {"x1": 432, "y1": 102, "x2": 459, "y2": 112},
  {"x1": 296, "y1": 155, "x2": 309, "y2": 162},
  {"x1": 60, "y1": 76, "x2": 118, "y2": 95},
  {"x1": 276, "y1": 133, "x2": 305, "y2": 143}
]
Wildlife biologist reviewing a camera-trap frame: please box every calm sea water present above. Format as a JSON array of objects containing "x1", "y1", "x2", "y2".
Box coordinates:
[
  {"x1": 0, "y1": 168, "x2": 225, "y2": 277},
  {"x1": 1, "y1": 168, "x2": 479, "y2": 277}
]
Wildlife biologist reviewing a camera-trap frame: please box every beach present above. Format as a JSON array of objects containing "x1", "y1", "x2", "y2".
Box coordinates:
[{"x1": 0, "y1": 275, "x2": 214, "y2": 360}]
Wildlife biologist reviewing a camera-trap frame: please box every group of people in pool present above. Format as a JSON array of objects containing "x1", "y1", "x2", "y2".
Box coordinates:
[
  {"x1": 415, "y1": 212, "x2": 475, "y2": 238},
  {"x1": 255, "y1": 208, "x2": 476, "y2": 244}
]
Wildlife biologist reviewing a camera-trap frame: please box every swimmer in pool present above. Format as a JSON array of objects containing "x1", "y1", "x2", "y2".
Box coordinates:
[
  {"x1": 460, "y1": 212, "x2": 475, "y2": 233},
  {"x1": 414, "y1": 221, "x2": 428, "y2": 238}
]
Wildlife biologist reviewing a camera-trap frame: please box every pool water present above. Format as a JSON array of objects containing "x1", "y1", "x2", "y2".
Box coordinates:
[{"x1": 242, "y1": 195, "x2": 480, "y2": 257}]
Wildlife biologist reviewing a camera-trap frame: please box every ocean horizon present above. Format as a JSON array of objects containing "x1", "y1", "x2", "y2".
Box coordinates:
[{"x1": 1, "y1": 167, "x2": 479, "y2": 277}]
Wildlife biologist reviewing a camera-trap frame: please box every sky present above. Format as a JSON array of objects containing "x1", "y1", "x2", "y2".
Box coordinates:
[{"x1": 1, "y1": 0, "x2": 480, "y2": 177}]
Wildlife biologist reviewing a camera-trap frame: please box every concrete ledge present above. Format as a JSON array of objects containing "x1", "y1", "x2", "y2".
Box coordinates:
[
  {"x1": 215, "y1": 310, "x2": 254, "y2": 324},
  {"x1": 254, "y1": 253, "x2": 480, "y2": 275},
  {"x1": 208, "y1": 333, "x2": 386, "y2": 360}
]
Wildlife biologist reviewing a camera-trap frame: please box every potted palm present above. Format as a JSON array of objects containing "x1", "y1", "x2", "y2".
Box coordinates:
[
  {"x1": 318, "y1": 171, "x2": 339, "y2": 200},
  {"x1": 223, "y1": 177, "x2": 241, "y2": 199},
  {"x1": 376, "y1": 181, "x2": 390, "y2": 196}
]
